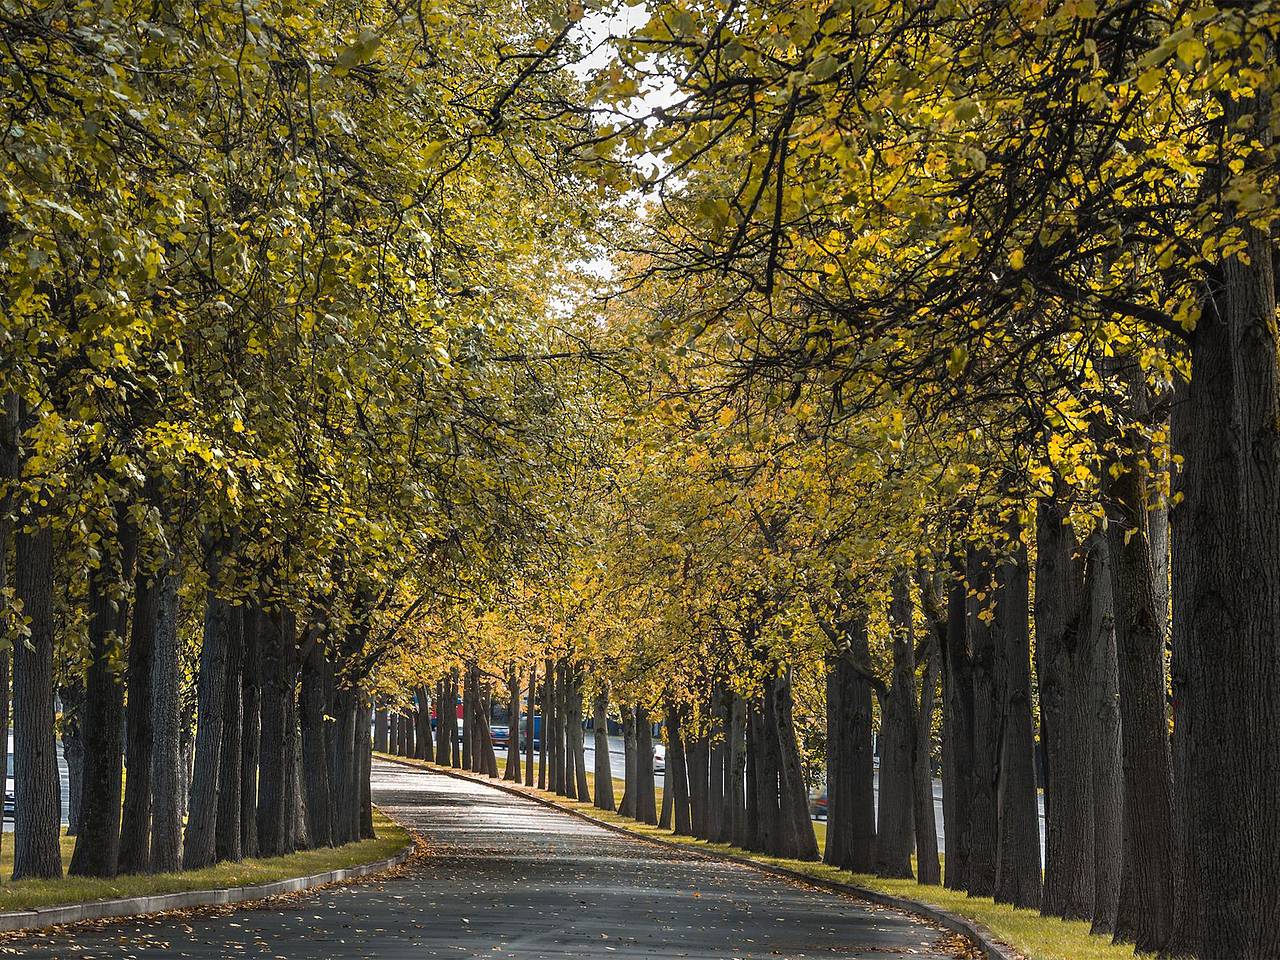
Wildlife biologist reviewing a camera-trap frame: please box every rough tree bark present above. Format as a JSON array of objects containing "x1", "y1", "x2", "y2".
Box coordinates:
[
  {"x1": 183, "y1": 554, "x2": 235, "y2": 870},
  {"x1": 687, "y1": 732, "x2": 709, "y2": 839},
  {"x1": 965, "y1": 544, "x2": 1000, "y2": 896},
  {"x1": 505, "y1": 670, "x2": 521, "y2": 781},
  {"x1": 119, "y1": 567, "x2": 158, "y2": 874},
  {"x1": 240, "y1": 603, "x2": 262, "y2": 858},
  {"x1": 994, "y1": 530, "x2": 1042, "y2": 909},
  {"x1": 941, "y1": 546, "x2": 974, "y2": 891},
  {"x1": 118, "y1": 570, "x2": 155, "y2": 880},
  {"x1": 538, "y1": 665, "x2": 551, "y2": 790},
  {"x1": 1035, "y1": 498, "x2": 1094, "y2": 920},
  {"x1": 1175, "y1": 103, "x2": 1280, "y2": 954},
  {"x1": 71, "y1": 511, "x2": 137, "y2": 878},
  {"x1": 299, "y1": 637, "x2": 334, "y2": 848},
  {"x1": 214, "y1": 605, "x2": 245, "y2": 862},
  {"x1": 727, "y1": 693, "x2": 748, "y2": 848},
  {"x1": 1166, "y1": 375, "x2": 1199, "y2": 959},
  {"x1": 62, "y1": 683, "x2": 84, "y2": 837},
  {"x1": 593, "y1": 691, "x2": 615, "y2": 810},
  {"x1": 570, "y1": 673, "x2": 590, "y2": 801},
  {"x1": 823, "y1": 610, "x2": 877, "y2": 872},
  {"x1": 13, "y1": 521, "x2": 62, "y2": 880},
  {"x1": 913, "y1": 642, "x2": 941, "y2": 886},
  {"x1": 256, "y1": 608, "x2": 295, "y2": 858},
  {"x1": 525, "y1": 665, "x2": 536, "y2": 787},
  {"x1": 148, "y1": 555, "x2": 183, "y2": 873},
  {"x1": 771, "y1": 669, "x2": 819, "y2": 861},
  {"x1": 620, "y1": 706, "x2": 636, "y2": 818},
  {"x1": 415, "y1": 686, "x2": 433, "y2": 762},
  {"x1": 359, "y1": 699, "x2": 375, "y2": 840},
  {"x1": 1105, "y1": 427, "x2": 1175, "y2": 951},
  {"x1": 665, "y1": 703, "x2": 691, "y2": 835},
  {"x1": 634, "y1": 706, "x2": 657, "y2": 825},
  {"x1": 876, "y1": 571, "x2": 917, "y2": 879}
]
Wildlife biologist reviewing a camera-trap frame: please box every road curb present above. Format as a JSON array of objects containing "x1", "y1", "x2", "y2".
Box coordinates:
[
  {"x1": 377, "y1": 753, "x2": 1021, "y2": 960},
  {"x1": 0, "y1": 840, "x2": 413, "y2": 935}
]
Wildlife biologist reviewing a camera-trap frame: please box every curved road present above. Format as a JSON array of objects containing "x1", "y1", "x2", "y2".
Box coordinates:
[{"x1": 8, "y1": 760, "x2": 964, "y2": 959}]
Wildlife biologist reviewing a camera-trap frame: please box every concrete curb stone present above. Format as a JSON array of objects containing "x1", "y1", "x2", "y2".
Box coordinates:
[{"x1": 0, "y1": 843, "x2": 413, "y2": 934}]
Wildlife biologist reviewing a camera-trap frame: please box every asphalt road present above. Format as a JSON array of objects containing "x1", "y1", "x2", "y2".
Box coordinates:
[{"x1": 6, "y1": 759, "x2": 965, "y2": 959}]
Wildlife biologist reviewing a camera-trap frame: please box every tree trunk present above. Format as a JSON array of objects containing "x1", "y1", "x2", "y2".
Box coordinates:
[
  {"x1": 415, "y1": 686, "x2": 433, "y2": 762},
  {"x1": 256, "y1": 608, "x2": 295, "y2": 858},
  {"x1": 215, "y1": 605, "x2": 245, "y2": 862},
  {"x1": 620, "y1": 706, "x2": 636, "y2": 817},
  {"x1": 1166, "y1": 374, "x2": 1200, "y2": 959},
  {"x1": 1105, "y1": 438, "x2": 1175, "y2": 951},
  {"x1": 462, "y1": 669, "x2": 474, "y2": 773},
  {"x1": 1036, "y1": 499, "x2": 1094, "y2": 919},
  {"x1": 994, "y1": 531, "x2": 1042, "y2": 909},
  {"x1": 479, "y1": 683, "x2": 500, "y2": 779},
  {"x1": 570, "y1": 673, "x2": 590, "y2": 801},
  {"x1": 824, "y1": 626, "x2": 877, "y2": 872},
  {"x1": 299, "y1": 638, "x2": 334, "y2": 848},
  {"x1": 448, "y1": 669, "x2": 461, "y2": 767},
  {"x1": 13, "y1": 522, "x2": 62, "y2": 880},
  {"x1": 538, "y1": 665, "x2": 551, "y2": 789},
  {"x1": 62, "y1": 683, "x2": 84, "y2": 836},
  {"x1": 240, "y1": 603, "x2": 262, "y2": 858},
  {"x1": 505, "y1": 670, "x2": 521, "y2": 781},
  {"x1": 965, "y1": 544, "x2": 1000, "y2": 896},
  {"x1": 687, "y1": 733, "x2": 709, "y2": 839},
  {"x1": 119, "y1": 567, "x2": 157, "y2": 874},
  {"x1": 593, "y1": 691, "x2": 615, "y2": 810},
  {"x1": 1178, "y1": 180, "x2": 1280, "y2": 957},
  {"x1": 148, "y1": 556, "x2": 184, "y2": 873},
  {"x1": 183, "y1": 572, "x2": 234, "y2": 870},
  {"x1": 941, "y1": 546, "x2": 974, "y2": 890},
  {"x1": 876, "y1": 572, "x2": 916, "y2": 879},
  {"x1": 749, "y1": 697, "x2": 779, "y2": 854},
  {"x1": 359, "y1": 698, "x2": 375, "y2": 839},
  {"x1": 72, "y1": 514, "x2": 136, "y2": 877},
  {"x1": 772, "y1": 669, "x2": 819, "y2": 861},
  {"x1": 914, "y1": 646, "x2": 941, "y2": 885},
  {"x1": 665, "y1": 704, "x2": 691, "y2": 835},
  {"x1": 525, "y1": 666, "x2": 536, "y2": 786},
  {"x1": 554, "y1": 663, "x2": 569, "y2": 795},
  {"x1": 327, "y1": 685, "x2": 357, "y2": 845},
  {"x1": 634, "y1": 706, "x2": 657, "y2": 824},
  {"x1": 1080, "y1": 533, "x2": 1124, "y2": 934},
  {"x1": 727, "y1": 693, "x2": 748, "y2": 848},
  {"x1": 707, "y1": 694, "x2": 726, "y2": 842},
  {"x1": 0, "y1": 395, "x2": 13, "y2": 868}
]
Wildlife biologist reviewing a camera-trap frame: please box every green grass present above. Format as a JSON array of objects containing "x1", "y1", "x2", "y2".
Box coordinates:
[
  {"x1": 0, "y1": 809, "x2": 410, "y2": 912},
  {"x1": 380, "y1": 752, "x2": 1131, "y2": 960}
]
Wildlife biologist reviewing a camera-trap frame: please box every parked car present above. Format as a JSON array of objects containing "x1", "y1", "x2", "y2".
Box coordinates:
[
  {"x1": 653, "y1": 743, "x2": 666, "y2": 773},
  {"x1": 490, "y1": 724, "x2": 510, "y2": 749},
  {"x1": 810, "y1": 788, "x2": 827, "y2": 821}
]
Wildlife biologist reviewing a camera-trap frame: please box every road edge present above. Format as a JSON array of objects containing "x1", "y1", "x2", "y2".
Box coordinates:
[
  {"x1": 376, "y1": 754, "x2": 1022, "y2": 960},
  {"x1": 0, "y1": 838, "x2": 413, "y2": 935}
]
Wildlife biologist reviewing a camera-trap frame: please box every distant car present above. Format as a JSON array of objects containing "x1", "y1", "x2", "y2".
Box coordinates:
[
  {"x1": 810, "y1": 788, "x2": 828, "y2": 821},
  {"x1": 490, "y1": 725, "x2": 510, "y2": 748},
  {"x1": 653, "y1": 743, "x2": 665, "y2": 773}
]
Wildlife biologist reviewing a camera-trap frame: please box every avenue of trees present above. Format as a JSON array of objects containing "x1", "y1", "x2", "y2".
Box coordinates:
[{"x1": 3, "y1": 1, "x2": 1277, "y2": 960}]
